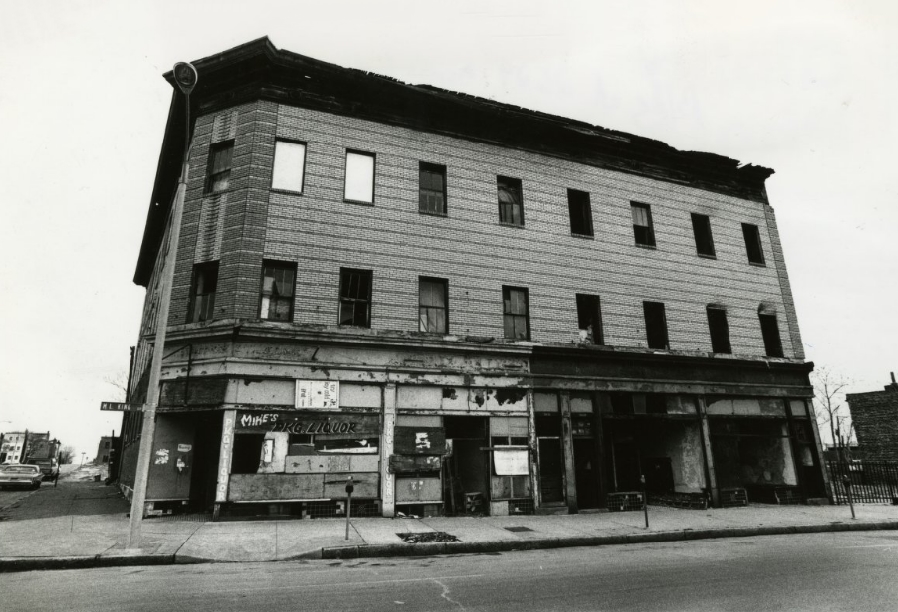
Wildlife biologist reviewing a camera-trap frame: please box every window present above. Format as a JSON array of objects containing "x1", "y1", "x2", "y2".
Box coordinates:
[
  {"x1": 339, "y1": 268, "x2": 372, "y2": 327},
  {"x1": 187, "y1": 262, "x2": 218, "y2": 323},
  {"x1": 344, "y1": 150, "x2": 375, "y2": 203},
  {"x1": 691, "y1": 213, "x2": 716, "y2": 257},
  {"x1": 502, "y1": 286, "x2": 530, "y2": 340},
  {"x1": 631, "y1": 203, "x2": 655, "y2": 247},
  {"x1": 568, "y1": 189, "x2": 593, "y2": 236},
  {"x1": 706, "y1": 306, "x2": 731, "y2": 353},
  {"x1": 643, "y1": 301, "x2": 669, "y2": 349},
  {"x1": 497, "y1": 176, "x2": 524, "y2": 226},
  {"x1": 576, "y1": 293, "x2": 603, "y2": 344},
  {"x1": 259, "y1": 261, "x2": 296, "y2": 321},
  {"x1": 271, "y1": 140, "x2": 307, "y2": 192},
  {"x1": 742, "y1": 223, "x2": 765, "y2": 265},
  {"x1": 419, "y1": 277, "x2": 448, "y2": 333},
  {"x1": 204, "y1": 140, "x2": 234, "y2": 194},
  {"x1": 419, "y1": 162, "x2": 447, "y2": 215},
  {"x1": 758, "y1": 312, "x2": 784, "y2": 357}
]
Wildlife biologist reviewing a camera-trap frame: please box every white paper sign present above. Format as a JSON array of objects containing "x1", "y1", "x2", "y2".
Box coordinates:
[
  {"x1": 494, "y1": 449, "x2": 529, "y2": 476},
  {"x1": 296, "y1": 380, "x2": 339, "y2": 410}
]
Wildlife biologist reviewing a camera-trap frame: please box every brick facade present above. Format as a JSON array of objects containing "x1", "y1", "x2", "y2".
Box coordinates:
[{"x1": 847, "y1": 381, "x2": 898, "y2": 461}]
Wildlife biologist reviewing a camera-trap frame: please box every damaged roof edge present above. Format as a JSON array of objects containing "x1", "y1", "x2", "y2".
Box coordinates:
[{"x1": 134, "y1": 36, "x2": 776, "y2": 287}]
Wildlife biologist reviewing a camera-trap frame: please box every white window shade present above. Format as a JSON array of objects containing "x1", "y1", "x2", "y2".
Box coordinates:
[
  {"x1": 271, "y1": 141, "x2": 306, "y2": 192},
  {"x1": 344, "y1": 151, "x2": 375, "y2": 203}
]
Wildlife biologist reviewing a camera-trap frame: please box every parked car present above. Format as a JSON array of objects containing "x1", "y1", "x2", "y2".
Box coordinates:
[
  {"x1": 26, "y1": 458, "x2": 59, "y2": 480},
  {"x1": 0, "y1": 464, "x2": 43, "y2": 489}
]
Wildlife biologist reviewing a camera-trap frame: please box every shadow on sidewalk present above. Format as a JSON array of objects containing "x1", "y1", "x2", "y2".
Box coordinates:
[{"x1": 0, "y1": 479, "x2": 129, "y2": 522}]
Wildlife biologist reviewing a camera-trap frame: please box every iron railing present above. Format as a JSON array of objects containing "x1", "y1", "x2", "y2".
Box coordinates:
[{"x1": 826, "y1": 459, "x2": 898, "y2": 504}]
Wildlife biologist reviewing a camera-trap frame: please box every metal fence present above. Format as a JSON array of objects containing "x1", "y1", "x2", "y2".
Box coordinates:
[{"x1": 826, "y1": 460, "x2": 898, "y2": 504}]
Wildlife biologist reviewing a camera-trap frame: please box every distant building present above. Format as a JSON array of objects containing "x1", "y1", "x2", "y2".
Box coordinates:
[
  {"x1": 1, "y1": 432, "x2": 29, "y2": 463},
  {"x1": 846, "y1": 373, "x2": 898, "y2": 462},
  {"x1": 120, "y1": 38, "x2": 827, "y2": 519},
  {"x1": 95, "y1": 436, "x2": 115, "y2": 464}
]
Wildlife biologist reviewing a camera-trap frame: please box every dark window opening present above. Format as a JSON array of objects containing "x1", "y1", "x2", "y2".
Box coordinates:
[
  {"x1": 742, "y1": 223, "x2": 765, "y2": 265},
  {"x1": 188, "y1": 262, "x2": 218, "y2": 323},
  {"x1": 567, "y1": 189, "x2": 593, "y2": 236},
  {"x1": 759, "y1": 312, "x2": 784, "y2": 357},
  {"x1": 419, "y1": 162, "x2": 447, "y2": 215},
  {"x1": 691, "y1": 213, "x2": 716, "y2": 257},
  {"x1": 503, "y1": 286, "x2": 530, "y2": 340},
  {"x1": 576, "y1": 293, "x2": 603, "y2": 344},
  {"x1": 631, "y1": 202, "x2": 655, "y2": 247},
  {"x1": 610, "y1": 393, "x2": 633, "y2": 415},
  {"x1": 707, "y1": 306, "x2": 731, "y2": 354},
  {"x1": 339, "y1": 268, "x2": 372, "y2": 327},
  {"x1": 260, "y1": 261, "x2": 296, "y2": 321},
  {"x1": 231, "y1": 434, "x2": 264, "y2": 474},
  {"x1": 204, "y1": 140, "x2": 234, "y2": 195},
  {"x1": 643, "y1": 301, "x2": 669, "y2": 349},
  {"x1": 535, "y1": 415, "x2": 562, "y2": 437},
  {"x1": 497, "y1": 176, "x2": 524, "y2": 226},
  {"x1": 419, "y1": 277, "x2": 448, "y2": 334},
  {"x1": 645, "y1": 394, "x2": 667, "y2": 414}
]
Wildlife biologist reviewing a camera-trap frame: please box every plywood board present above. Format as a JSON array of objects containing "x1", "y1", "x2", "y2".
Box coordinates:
[
  {"x1": 389, "y1": 454, "x2": 442, "y2": 474},
  {"x1": 394, "y1": 427, "x2": 446, "y2": 455},
  {"x1": 227, "y1": 473, "x2": 324, "y2": 501},
  {"x1": 324, "y1": 472, "x2": 379, "y2": 498},
  {"x1": 395, "y1": 477, "x2": 442, "y2": 502}
]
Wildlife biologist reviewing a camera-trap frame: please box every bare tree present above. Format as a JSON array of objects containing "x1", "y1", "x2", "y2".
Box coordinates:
[
  {"x1": 58, "y1": 445, "x2": 76, "y2": 464},
  {"x1": 104, "y1": 370, "x2": 129, "y2": 401},
  {"x1": 811, "y1": 367, "x2": 853, "y2": 449}
]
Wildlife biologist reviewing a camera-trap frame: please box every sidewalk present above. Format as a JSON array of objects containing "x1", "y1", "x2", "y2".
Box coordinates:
[{"x1": 2, "y1": 476, "x2": 897, "y2": 572}]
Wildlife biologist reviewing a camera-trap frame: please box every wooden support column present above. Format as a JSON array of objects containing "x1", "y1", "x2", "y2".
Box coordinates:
[
  {"x1": 526, "y1": 389, "x2": 541, "y2": 509},
  {"x1": 696, "y1": 396, "x2": 720, "y2": 508},
  {"x1": 560, "y1": 391, "x2": 578, "y2": 514},
  {"x1": 593, "y1": 392, "x2": 607, "y2": 508},
  {"x1": 381, "y1": 383, "x2": 397, "y2": 517}
]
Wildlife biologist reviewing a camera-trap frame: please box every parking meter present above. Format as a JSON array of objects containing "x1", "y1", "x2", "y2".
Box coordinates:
[{"x1": 345, "y1": 475, "x2": 354, "y2": 540}]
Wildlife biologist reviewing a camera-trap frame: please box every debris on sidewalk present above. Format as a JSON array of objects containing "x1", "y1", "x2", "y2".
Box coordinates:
[{"x1": 397, "y1": 531, "x2": 460, "y2": 544}]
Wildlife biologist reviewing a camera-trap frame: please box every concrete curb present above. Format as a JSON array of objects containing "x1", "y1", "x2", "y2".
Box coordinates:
[
  {"x1": 319, "y1": 521, "x2": 898, "y2": 559},
  {"x1": 2, "y1": 521, "x2": 897, "y2": 571}
]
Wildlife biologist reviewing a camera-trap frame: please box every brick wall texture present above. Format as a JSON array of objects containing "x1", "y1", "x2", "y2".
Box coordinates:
[
  {"x1": 847, "y1": 389, "x2": 898, "y2": 461},
  {"x1": 160, "y1": 99, "x2": 804, "y2": 360}
]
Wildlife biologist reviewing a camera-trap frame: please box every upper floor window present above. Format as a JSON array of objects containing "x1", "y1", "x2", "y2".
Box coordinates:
[
  {"x1": 568, "y1": 189, "x2": 593, "y2": 237},
  {"x1": 497, "y1": 176, "x2": 524, "y2": 226},
  {"x1": 742, "y1": 223, "x2": 765, "y2": 265},
  {"x1": 339, "y1": 268, "x2": 372, "y2": 327},
  {"x1": 631, "y1": 203, "x2": 655, "y2": 247},
  {"x1": 758, "y1": 311, "x2": 784, "y2": 357},
  {"x1": 419, "y1": 277, "x2": 448, "y2": 334},
  {"x1": 187, "y1": 262, "x2": 218, "y2": 323},
  {"x1": 503, "y1": 286, "x2": 530, "y2": 340},
  {"x1": 576, "y1": 293, "x2": 603, "y2": 344},
  {"x1": 691, "y1": 213, "x2": 716, "y2": 257},
  {"x1": 643, "y1": 301, "x2": 669, "y2": 349},
  {"x1": 260, "y1": 261, "x2": 296, "y2": 322},
  {"x1": 204, "y1": 141, "x2": 234, "y2": 195},
  {"x1": 271, "y1": 140, "x2": 307, "y2": 193},
  {"x1": 419, "y1": 162, "x2": 447, "y2": 215},
  {"x1": 706, "y1": 306, "x2": 731, "y2": 353},
  {"x1": 344, "y1": 151, "x2": 375, "y2": 204}
]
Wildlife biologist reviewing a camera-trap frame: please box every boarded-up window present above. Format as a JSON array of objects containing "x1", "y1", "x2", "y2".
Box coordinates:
[
  {"x1": 344, "y1": 150, "x2": 375, "y2": 203},
  {"x1": 271, "y1": 140, "x2": 307, "y2": 192}
]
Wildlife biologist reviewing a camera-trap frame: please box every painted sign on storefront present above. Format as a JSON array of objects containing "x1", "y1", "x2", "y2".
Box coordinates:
[
  {"x1": 494, "y1": 449, "x2": 529, "y2": 476},
  {"x1": 215, "y1": 411, "x2": 236, "y2": 503},
  {"x1": 236, "y1": 411, "x2": 380, "y2": 436},
  {"x1": 296, "y1": 380, "x2": 339, "y2": 410}
]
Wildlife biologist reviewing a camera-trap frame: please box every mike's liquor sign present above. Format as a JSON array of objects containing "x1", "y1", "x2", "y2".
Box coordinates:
[{"x1": 235, "y1": 411, "x2": 380, "y2": 436}]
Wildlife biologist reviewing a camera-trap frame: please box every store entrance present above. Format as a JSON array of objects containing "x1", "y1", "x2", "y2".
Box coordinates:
[{"x1": 444, "y1": 416, "x2": 489, "y2": 515}]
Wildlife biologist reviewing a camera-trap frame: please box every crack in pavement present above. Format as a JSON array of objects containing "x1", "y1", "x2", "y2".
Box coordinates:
[{"x1": 432, "y1": 578, "x2": 466, "y2": 611}]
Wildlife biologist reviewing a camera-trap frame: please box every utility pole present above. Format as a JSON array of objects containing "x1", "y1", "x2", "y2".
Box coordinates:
[{"x1": 127, "y1": 61, "x2": 197, "y2": 549}]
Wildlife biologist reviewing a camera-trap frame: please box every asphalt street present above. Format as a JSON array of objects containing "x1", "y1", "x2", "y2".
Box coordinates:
[{"x1": 3, "y1": 530, "x2": 897, "y2": 611}]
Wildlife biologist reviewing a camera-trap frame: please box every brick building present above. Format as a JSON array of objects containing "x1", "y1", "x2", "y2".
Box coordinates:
[
  {"x1": 119, "y1": 38, "x2": 827, "y2": 519},
  {"x1": 846, "y1": 374, "x2": 898, "y2": 462}
]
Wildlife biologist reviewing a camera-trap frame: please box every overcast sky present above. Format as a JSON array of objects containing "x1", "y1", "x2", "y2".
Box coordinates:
[{"x1": 1, "y1": 0, "x2": 895, "y2": 458}]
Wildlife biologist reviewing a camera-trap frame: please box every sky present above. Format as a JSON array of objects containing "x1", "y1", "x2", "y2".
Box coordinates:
[{"x1": 0, "y1": 0, "x2": 895, "y2": 458}]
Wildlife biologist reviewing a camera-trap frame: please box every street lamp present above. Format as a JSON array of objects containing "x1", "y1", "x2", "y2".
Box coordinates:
[{"x1": 80, "y1": 452, "x2": 86, "y2": 466}]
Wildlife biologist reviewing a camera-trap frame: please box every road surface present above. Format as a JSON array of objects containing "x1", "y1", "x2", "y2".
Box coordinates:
[{"x1": 3, "y1": 531, "x2": 897, "y2": 611}]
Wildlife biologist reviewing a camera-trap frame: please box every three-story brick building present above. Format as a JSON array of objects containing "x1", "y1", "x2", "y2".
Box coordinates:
[{"x1": 119, "y1": 38, "x2": 828, "y2": 519}]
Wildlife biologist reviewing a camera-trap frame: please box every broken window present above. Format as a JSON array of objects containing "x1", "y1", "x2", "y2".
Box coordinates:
[
  {"x1": 204, "y1": 140, "x2": 234, "y2": 195},
  {"x1": 271, "y1": 140, "x2": 307, "y2": 192},
  {"x1": 575, "y1": 293, "x2": 603, "y2": 344},
  {"x1": 231, "y1": 434, "x2": 264, "y2": 474},
  {"x1": 567, "y1": 188, "x2": 593, "y2": 236},
  {"x1": 631, "y1": 202, "x2": 655, "y2": 247},
  {"x1": 707, "y1": 306, "x2": 731, "y2": 354},
  {"x1": 419, "y1": 277, "x2": 448, "y2": 334},
  {"x1": 344, "y1": 150, "x2": 375, "y2": 203},
  {"x1": 260, "y1": 261, "x2": 296, "y2": 321},
  {"x1": 742, "y1": 223, "x2": 765, "y2": 265},
  {"x1": 691, "y1": 213, "x2": 716, "y2": 257},
  {"x1": 643, "y1": 301, "x2": 669, "y2": 349},
  {"x1": 419, "y1": 162, "x2": 447, "y2": 215},
  {"x1": 187, "y1": 261, "x2": 218, "y2": 323},
  {"x1": 502, "y1": 286, "x2": 530, "y2": 340},
  {"x1": 497, "y1": 176, "x2": 524, "y2": 226},
  {"x1": 758, "y1": 312, "x2": 784, "y2": 357},
  {"x1": 339, "y1": 268, "x2": 372, "y2": 327}
]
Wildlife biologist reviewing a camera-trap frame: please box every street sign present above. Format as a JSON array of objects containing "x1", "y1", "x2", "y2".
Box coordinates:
[{"x1": 100, "y1": 402, "x2": 142, "y2": 412}]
